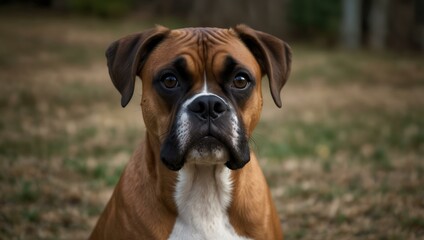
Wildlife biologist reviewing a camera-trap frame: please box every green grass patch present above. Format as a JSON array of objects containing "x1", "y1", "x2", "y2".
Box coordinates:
[
  {"x1": 64, "y1": 157, "x2": 89, "y2": 176},
  {"x1": 64, "y1": 157, "x2": 125, "y2": 186},
  {"x1": 290, "y1": 46, "x2": 424, "y2": 86},
  {"x1": 19, "y1": 181, "x2": 39, "y2": 203},
  {"x1": 254, "y1": 110, "x2": 424, "y2": 170},
  {"x1": 285, "y1": 229, "x2": 307, "y2": 240},
  {"x1": 105, "y1": 165, "x2": 125, "y2": 186},
  {"x1": 401, "y1": 215, "x2": 424, "y2": 232},
  {"x1": 334, "y1": 213, "x2": 350, "y2": 224},
  {"x1": 22, "y1": 208, "x2": 40, "y2": 223}
]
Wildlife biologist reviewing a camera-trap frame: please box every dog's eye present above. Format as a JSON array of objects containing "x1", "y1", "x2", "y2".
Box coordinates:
[
  {"x1": 232, "y1": 73, "x2": 249, "y2": 89},
  {"x1": 161, "y1": 74, "x2": 179, "y2": 89}
]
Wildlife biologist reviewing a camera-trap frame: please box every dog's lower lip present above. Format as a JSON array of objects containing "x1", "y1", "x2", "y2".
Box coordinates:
[
  {"x1": 195, "y1": 135, "x2": 224, "y2": 147},
  {"x1": 184, "y1": 135, "x2": 227, "y2": 157}
]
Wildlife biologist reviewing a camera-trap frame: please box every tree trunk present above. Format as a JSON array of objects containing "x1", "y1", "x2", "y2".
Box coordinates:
[
  {"x1": 341, "y1": 0, "x2": 362, "y2": 49},
  {"x1": 369, "y1": 0, "x2": 390, "y2": 50}
]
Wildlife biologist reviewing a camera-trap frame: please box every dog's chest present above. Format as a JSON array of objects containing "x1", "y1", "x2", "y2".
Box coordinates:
[{"x1": 168, "y1": 165, "x2": 250, "y2": 240}]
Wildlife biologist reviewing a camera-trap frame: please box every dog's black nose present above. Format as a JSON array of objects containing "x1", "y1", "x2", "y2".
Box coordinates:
[{"x1": 188, "y1": 95, "x2": 228, "y2": 120}]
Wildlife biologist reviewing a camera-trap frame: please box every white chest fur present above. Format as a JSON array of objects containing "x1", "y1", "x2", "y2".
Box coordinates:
[{"x1": 168, "y1": 165, "x2": 249, "y2": 240}]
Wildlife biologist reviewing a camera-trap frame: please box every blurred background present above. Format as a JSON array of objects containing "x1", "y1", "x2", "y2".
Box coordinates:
[{"x1": 0, "y1": 0, "x2": 423, "y2": 239}]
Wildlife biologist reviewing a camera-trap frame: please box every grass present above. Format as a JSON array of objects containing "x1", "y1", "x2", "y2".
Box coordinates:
[
  {"x1": 254, "y1": 110, "x2": 424, "y2": 165},
  {"x1": 0, "y1": 8, "x2": 423, "y2": 240}
]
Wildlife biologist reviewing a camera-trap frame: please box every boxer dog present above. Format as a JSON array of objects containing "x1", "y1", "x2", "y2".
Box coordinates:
[{"x1": 90, "y1": 24, "x2": 291, "y2": 240}]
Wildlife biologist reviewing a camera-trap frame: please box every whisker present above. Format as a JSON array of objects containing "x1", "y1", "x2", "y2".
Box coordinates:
[{"x1": 249, "y1": 134, "x2": 262, "y2": 156}]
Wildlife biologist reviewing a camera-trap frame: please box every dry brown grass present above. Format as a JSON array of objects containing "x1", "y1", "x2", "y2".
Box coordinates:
[{"x1": 0, "y1": 9, "x2": 423, "y2": 240}]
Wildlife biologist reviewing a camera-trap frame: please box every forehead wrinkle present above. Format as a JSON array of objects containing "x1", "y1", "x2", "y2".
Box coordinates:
[
  {"x1": 195, "y1": 29, "x2": 234, "y2": 72},
  {"x1": 174, "y1": 29, "x2": 207, "y2": 75},
  {"x1": 201, "y1": 31, "x2": 235, "y2": 83},
  {"x1": 170, "y1": 30, "x2": 196, "y2": 44},
  {"x1": 204, "y1": 28, "x2": 233, "y2": 45},
  {"x1": 166, "y1": 28, "x2": 244, "y2": 86}
]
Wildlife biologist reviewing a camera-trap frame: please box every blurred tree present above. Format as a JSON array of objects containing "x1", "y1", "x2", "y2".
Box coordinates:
[
  {"x1": 69, "y1": 0, "x2": 136, "y2": 18},
  {"x1": 186, "y1": 0, "x2": 288, "y2": 37},
  {"x1": 1, "y1": 0, "x2": 422, "y2": 51},
  {"x1": 388, "y1": 0, "x2": 418, "y2": 51},
  {"x1": 369, "y1": 0, "x2": 390, "y2": 50},
  {"x1": 416, "y1": 0, "x2": 424, "y2": 51},
  {"x1": 341, "y1": 0, "x2": 362, "y2": 49},
  {"x1": 287, "y1": 0, "x2": 341, "y2": 44}
]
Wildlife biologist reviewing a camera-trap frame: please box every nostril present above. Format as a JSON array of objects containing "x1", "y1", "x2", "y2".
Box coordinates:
[
  {"x1": 188, "y1": 100, "x2": 207, "y2": 114},
  {"x1": 213, "y1": 101, "x2": 226, "y2": 114},
  {"x1": 210, "y1": 98, "x2": 228, "y2": 119}
]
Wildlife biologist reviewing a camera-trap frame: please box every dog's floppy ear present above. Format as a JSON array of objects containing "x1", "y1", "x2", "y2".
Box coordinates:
[
  {"x1": 106, "y1": 26, "x2": 170, "y2": 107},
  {"x1": 233, "y1": 24, "x2": 292, "y2": 108}
]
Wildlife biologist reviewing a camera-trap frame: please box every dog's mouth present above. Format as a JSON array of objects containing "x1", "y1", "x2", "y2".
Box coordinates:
[
  {"x1": 160, "y1": 125, "x2": 250, "y2": 171},
  {"x1": 184, "y1": 136, "x2": 229, "y2": 165}
]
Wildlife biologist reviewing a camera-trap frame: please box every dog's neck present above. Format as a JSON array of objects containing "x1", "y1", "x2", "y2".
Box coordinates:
[
  {"x1": 143, "y1": 133, "x2": 250, "y2": 239},
  {"x1": 169, "y1": 164, "x2": 249, "y2": 240}
]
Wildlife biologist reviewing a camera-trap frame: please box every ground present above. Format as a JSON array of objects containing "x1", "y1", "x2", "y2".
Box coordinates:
[{"x1": 0, "y1": 10, "x2": 423, "y2": 240}]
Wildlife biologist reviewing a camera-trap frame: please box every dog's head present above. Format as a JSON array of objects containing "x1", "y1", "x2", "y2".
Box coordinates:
[{"x1": 106, "y1": 25, "x2": 291, "y2": 171}]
